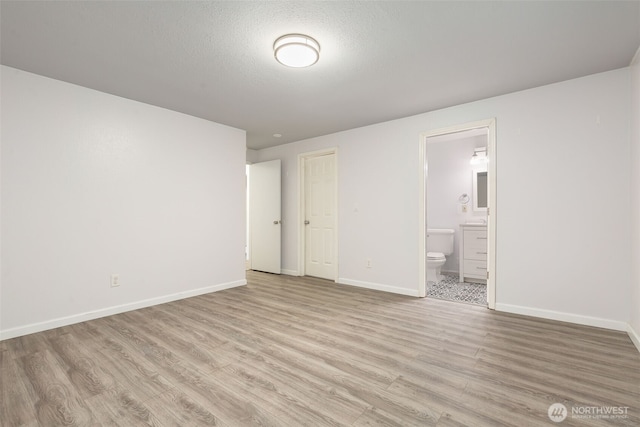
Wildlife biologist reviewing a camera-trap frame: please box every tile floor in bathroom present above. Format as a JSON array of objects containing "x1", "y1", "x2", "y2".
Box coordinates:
[{"x1": 427, "y1": 273, "x2": 487, "y2": 306}]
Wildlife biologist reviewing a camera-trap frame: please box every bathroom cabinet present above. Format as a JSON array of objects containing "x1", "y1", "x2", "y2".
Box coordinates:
[{"x1": 459, "y1": 224, "x2": 487, "y2": 283}]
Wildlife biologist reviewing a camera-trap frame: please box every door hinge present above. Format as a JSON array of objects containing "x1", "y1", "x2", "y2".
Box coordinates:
[{"x1": 487, "y1": 271, "x2": 490, "y2": 280}]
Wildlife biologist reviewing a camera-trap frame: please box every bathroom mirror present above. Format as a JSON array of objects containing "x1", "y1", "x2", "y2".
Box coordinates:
[{"x1": 472, "y1": 168, "x2": 488, "y2": 211}]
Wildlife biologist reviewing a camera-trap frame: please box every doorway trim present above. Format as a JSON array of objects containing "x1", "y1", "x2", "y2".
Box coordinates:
[
  {"x1": 418, "y1": 119, "x2": 497, "y2": 308},
  {"x1": 245, "y1": 163, "x2": 251, "y2": 271},
  {"x1": 297, "y1": 148, "x2": 339, "y2": 280}
]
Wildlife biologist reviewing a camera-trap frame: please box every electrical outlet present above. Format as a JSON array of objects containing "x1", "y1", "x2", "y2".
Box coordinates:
[
  {"x1": 366, "y1": 259, "x2": 372, "y2": 268},
  {"x1": 110, "y1": 274, "x2": 120, "y2": 288}
]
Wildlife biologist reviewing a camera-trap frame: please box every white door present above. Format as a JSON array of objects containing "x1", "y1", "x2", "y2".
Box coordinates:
[
  {"x1": 304, "y1": 154, "x2": 336, "y2": 279},
  {"x1": 249, "y1": 160, "x2": 281, "y2": 274}
]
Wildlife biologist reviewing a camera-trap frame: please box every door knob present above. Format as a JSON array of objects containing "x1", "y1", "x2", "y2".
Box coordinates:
[
  {"x1": 304, "y1": 220, "x2": 310, "y2": 225},
  {"x1": 273, "y1": 220, "x2": 281, "y2": 225}
]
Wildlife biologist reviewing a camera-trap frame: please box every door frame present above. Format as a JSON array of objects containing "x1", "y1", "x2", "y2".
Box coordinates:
[
  {"x1": 418, "y1": 119, "x2": 497, "y2": 308},
  {"x1": 246, "y1": 163, "x2": 251, "y2": 270},
  {"x1": 298, "y1": 148, "x2": 339, "y2": 280}
]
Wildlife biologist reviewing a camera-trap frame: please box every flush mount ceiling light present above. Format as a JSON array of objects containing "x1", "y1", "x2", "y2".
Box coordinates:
[{"x1": 274, "y1": 34, "x2": 320, "y2": 68}]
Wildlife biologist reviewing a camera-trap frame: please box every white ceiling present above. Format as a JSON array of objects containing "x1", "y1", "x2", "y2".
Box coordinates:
[{"x1": 1, "y1": 1, "x2": 639, "y2": 150}]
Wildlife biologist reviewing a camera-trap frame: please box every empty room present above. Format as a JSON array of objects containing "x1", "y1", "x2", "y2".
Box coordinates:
[{"x1": 1, "y1": 1, "x2": 639, "y2": 426}]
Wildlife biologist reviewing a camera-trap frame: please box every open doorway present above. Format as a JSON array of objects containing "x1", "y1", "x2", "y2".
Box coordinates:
[{"x1": 419, "y1": 119, "x2": 496, "y2": 309}]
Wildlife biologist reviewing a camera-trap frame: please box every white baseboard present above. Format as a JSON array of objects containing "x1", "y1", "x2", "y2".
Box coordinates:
[
  {"x1": 338, "y1": 278, "x2": 420, "y2": 297},
  {"x1": 495, "y1": 303, "x2": 628, "y2": 332},
  {"x1": 0, "y1": 279, "x2": 247, "y2": 341},
  {"x1": 628, "y1": 323, "x2": 640, "y2": 353},
  {"x1": 281, "y1": 269, "x2": 299, "y2": 276}
]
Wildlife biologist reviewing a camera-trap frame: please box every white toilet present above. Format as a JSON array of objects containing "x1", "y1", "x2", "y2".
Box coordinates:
[{"x1": 427, "y1": 228, "x2": 455, "y2": 283}]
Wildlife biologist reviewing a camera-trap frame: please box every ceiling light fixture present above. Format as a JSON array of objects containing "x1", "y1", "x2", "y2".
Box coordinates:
[{"x1": 273, "y1": 34, "x2": 320, "y2": 68}]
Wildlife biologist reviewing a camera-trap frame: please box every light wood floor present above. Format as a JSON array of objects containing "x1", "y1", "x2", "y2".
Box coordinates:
[{"x1": 1, "y1": 271, "x2": 639, "y2": 426}]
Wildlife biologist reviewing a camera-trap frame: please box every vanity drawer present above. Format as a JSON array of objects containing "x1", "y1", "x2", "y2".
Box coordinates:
[
  {"x1": 464, "y1": 245, "x2": 487, "y2": 261},
  {"x1": 464, "y1": 230, "x2": 488, "y2": 249},
  {"x1": 463, "y1": 259, "x2": 487, "y2": 277}
]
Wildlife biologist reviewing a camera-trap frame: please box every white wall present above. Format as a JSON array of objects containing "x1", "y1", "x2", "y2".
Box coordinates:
[
  {"x1": 630, "y1": 47, "x2": 640, "y2": 351},
  {"x1": 1, "y1": 66, "x2": 247, "y2": 339},
  {"x1": 427, "y1": 135, "x2": 487, "y2": 272},
  {"x1": 257, "y1": 68, "x2": 632, "y2": 328},
  {"x1": 246, "y1": 148, "x2": 259, "y2": 164},
  {"x1": 256, "y1": 123, "x2": 422, "y2": 295}
]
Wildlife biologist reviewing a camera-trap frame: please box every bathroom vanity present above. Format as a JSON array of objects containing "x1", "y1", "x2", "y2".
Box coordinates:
[{"x1": 459, "y1": 224, "x2": 487, "y2": 283}]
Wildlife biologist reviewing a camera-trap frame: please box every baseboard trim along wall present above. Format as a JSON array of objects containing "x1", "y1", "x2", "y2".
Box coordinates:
[
  {"x1": 281, "y1": 269, "x2": 299, "y2": 276},
  {"x1": 495, "y1": 303, "x2": 628, "y2": 332},
  {"x1": 628, "y1": 324, "x2": 640, "y2": 353},
  {"x1": 338, "y1": 278, "x2": 420, "y2": 297},
  {"x1": 0, "y1": 279, "x2": 247, "y2": 341}
]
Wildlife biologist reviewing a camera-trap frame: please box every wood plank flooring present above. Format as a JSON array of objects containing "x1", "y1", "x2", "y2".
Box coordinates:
[{"x1": 1, "y1": 271, "x2": 639, "y2": 426}]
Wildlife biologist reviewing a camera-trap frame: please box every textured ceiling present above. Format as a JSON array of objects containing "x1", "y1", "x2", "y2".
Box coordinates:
[{"x1": 1, "y1": 1, "x2": 639, "y2": 150}]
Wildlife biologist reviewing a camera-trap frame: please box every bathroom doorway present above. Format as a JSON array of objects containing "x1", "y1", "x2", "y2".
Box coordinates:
[{"x1": 418, "y1": 119, "x2": 496, "y2": 309}]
